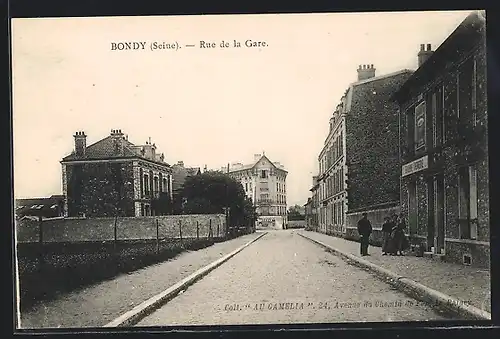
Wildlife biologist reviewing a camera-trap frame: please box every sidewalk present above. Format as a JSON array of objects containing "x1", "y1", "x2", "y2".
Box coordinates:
[
  {"x1": 298, "y1": 230, "x2": 491, "y2": 315},
  {"x1": 18, "y1": 232, "x2": 263, "y2": 329}
]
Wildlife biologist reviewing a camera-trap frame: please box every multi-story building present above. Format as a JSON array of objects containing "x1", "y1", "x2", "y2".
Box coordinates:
[
  {"x1": 317, "y1": 65, "x2": 413, "y2": 238},
  {"x1": 226, "y1": 153, "x2": 288, "y2": 229},
  {"x1": 60, "y1": 129, "x2": 173, "y2": 217},
  {"x1": 306, "y1": 175, "x2": 320, "y2": 231},
  {"x1": 393, "y1": 11, "x2": 488, "y2": 268}
]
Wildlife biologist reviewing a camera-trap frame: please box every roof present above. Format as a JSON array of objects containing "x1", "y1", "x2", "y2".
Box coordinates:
[
  {"x1": 15, "y1": 196, "x2": 64, "y2": 218},
  {"x1": 320, "y1": 69, "x2": 413, "y2": 156},
  {"x1": 228, "y1": 154, "x2": 288, "y2": 174},
  {"x1": 61, "y1": 133, "x2": 170, "y2": 167},
  {"x1": 392, "y1": 11, "x2": 485, "y2": 103},
  {"x1": 171, "y1": 165, "x2": 201, "y2": 192}
]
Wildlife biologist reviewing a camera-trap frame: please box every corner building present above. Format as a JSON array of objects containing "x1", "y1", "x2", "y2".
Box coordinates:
[
  {"x1": 393, "y1": 11, "x2": 488, "y2": 268},
  {"x1": 226, "y1": 153, "x2": 288, "y2": 229}
]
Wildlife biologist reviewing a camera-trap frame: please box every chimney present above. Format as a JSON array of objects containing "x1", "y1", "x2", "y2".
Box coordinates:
[
  {"x1": 73, "y1": 131, "x2": 87, "y2": 157},
  {"x1": 177, "y1": 161, "x2": 184, "y2": 167},
  {"x1": 110, "y1": 129, "x2": 125, "y2": 155},
  {"x1": 418, "y1": 43, "x2": 434, "y2": 67},
  {"x1": 357, "y1": 64, "x2": 376, "y2": 81},
  {"x1": 254, "y1": 153, "x2": 262, "y2": 162},
  {"x1": 204, "y1": 164, "x2": 208, "y2": 172}
]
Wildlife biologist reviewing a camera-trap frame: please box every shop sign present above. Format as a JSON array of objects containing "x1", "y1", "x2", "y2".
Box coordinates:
[{"x1": 402, "y1": 155, "x2": 428, "y2": 177}]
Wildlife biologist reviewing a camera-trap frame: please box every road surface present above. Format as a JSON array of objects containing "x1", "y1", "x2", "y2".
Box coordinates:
[{"x1": 136, "y1": 230, "x2": 453, "y2": 326}]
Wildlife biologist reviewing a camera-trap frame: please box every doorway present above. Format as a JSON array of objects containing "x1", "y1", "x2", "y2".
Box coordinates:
[
  {"x1": 427, "y1": 178, "x2": 435, "y2": 252},
  {"x1": 434, "y1": 174, "x2": 445, "y2": 253},
  {"x1": 408, "y1": 181, "x2": 418, "y2": 236}
]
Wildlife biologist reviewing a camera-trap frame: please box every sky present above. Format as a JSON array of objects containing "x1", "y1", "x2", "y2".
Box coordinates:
[{"x1": 11, "y1": 10, "x2": 473, "y2": 206}]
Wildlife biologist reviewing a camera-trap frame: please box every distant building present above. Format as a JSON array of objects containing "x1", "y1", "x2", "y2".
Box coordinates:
[
  {"x1": 393, "y1": 11, "x2": 488, "y2": 268},
  {"x1": 171, "y1": 161, "x2": 202, "y2": 212},
  {"x1": 15, "y1": 195, "x2": 65, "y2": 219},
  {"x1": 60, "y1": 129, "x2": 173, "y2": 217},
  {"x1": 225, "y1": 153, "x2": 288, "y2": 229},
  {"x1": 307, "y1": 175, "x2": 320, "y2": 231},
  {"x1": 171, "y1": 161, "x2": 202, "y2": 193},
  {"x1": 317, "y1": 65, "x2": 413, "y2": 237}
]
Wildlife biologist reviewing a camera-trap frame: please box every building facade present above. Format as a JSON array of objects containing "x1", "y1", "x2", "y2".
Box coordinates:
[
  {"x1": 226, "y1": 153, "x2": 288, "y2": 229},
  {"x1": 306, "y1": 175, "x2": 320, "y2": 231},
  {"x1": 61, "y1": 129, "x2": 173, "y2": 217},
  {"x1": 316, "y1": 65, "x2": 412, "y2": 237},
  {"x1": 393, "y1": 11, "x2": 488, "y2": 268},
  {"x1": 15, "y1": 195, "x2": 65, "y2": 219}
]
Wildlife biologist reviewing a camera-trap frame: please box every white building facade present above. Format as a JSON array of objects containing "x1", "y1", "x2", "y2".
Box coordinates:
[{"x1": 225, "y1": 153, "x2": 288, "y2": 229}]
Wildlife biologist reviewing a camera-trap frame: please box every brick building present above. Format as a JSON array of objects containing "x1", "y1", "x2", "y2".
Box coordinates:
[
  {"x1": 317, "y1": 65, "x2": 413, "y2": 237},
  {"x1": 60, "y1": 129, "x2": 173, "y2": 217},
  {"x1": 392, "y1": 11, "x2": 488, "y2": 268}
]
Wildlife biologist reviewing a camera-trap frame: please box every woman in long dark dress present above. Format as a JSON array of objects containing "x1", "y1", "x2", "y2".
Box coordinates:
[
  {"x1": 394, "y1": 215, "x2": 410, "y2": 255},
  {"x1": 381, "y1": 216, "x2": 393, "y2": 255}
]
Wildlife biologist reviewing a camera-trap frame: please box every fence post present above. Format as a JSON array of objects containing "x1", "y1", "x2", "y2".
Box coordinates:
[
  {"x1": 209, "y1": 218, "x2": 212, "y2": 240},
  {"x1": 156, "y1": 218, "x2": 160, "y2": 255},
  {"x1": 217, "y1": 222, "x2": 220, "y2": 239},
  {"x1": 38, "y1": 216, "x2": 44, "y2": 270},
  {"x1": 196, "y1": 220, "x2": 199, "y2": 240},
  {"x1": 179, "y1": 220, "x2": 183, "y2": 243}
]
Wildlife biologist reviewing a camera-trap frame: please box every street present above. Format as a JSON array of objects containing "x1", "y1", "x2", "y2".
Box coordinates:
[{"x1": 136, "y1": 230, "x2": 452, "y2": 326}]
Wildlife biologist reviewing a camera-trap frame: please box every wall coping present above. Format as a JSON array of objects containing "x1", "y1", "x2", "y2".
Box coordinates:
[{"x1": 346, "y1": 202, "x2": 400, "y2": 215}]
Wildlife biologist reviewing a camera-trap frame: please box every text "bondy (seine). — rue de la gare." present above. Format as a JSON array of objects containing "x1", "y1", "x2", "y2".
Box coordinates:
[{"x1": 110, "y1": 39, "x2": 268, "y2": 52}]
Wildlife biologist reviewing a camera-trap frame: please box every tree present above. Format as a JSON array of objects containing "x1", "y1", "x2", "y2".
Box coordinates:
[
  {"x1": 178, "y1": 170, "x2": 256, "y2": 229},
  {"x1": 151, "y1": 192, "x2": 173, "y2": 216}
]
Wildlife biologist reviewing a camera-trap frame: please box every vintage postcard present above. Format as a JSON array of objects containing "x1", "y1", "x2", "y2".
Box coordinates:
[{"x1": 11, "y1": 10, "x2": 490, "y2": 330}]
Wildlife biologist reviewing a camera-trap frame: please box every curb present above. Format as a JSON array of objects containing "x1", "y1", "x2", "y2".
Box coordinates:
[
  {"x1": 298, "y1": 232, "x2": 491, "y2": 321},
  {"x1": 104, "y1": 232, "x2": 267, "y2": 327}
]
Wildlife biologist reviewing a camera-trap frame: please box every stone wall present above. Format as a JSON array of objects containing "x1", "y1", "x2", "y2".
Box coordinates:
[
  {"x1": 344, "y1": 205, "x2": 401, "y2": 246},
  {"x1": 15, "y1": 214, "x2": 226, "y2": 243},
  {"x1": 345, "y1": 71, "x2": 412, "y2": 211}
]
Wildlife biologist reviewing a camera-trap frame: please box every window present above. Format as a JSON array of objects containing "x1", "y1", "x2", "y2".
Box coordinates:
[
  {"x1": 442, "y1": 84, "x2": 446, "y2": 144},
  {"x1": 456, "y1": 73, "x2": 460, "y2": 118},
  {"x1": 163, "y1": 178, "x2": 167, "y2": 192},
  {"x1": 472, "y1": 56, "x2": 477, "y2": 123},
  {"x1": 432, "y1": 93, "x2": 437, "y2": 147},
  {"x1": 245, "y1": 183, "x2": 248, "y2": 191},
  {"x1": 261, "y1": 170, "x2": 267, "y2": 179},
  {"x1": 414, "y1": 101, "x2": 426, "y2": 151},
  {"x1": 458, "y1": 165, "x2": 478, "y2": 239},
  {"x1": 144, "y1": 174, "x2": 149, "y2": 194}
]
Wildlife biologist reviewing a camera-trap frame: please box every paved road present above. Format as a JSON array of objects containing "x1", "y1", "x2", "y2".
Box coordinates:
[{"x1": 136, "y1": 230, "x2": 453, "y2": 326}]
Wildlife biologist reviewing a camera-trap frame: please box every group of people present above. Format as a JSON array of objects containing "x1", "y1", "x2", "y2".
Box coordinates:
[{"x1": 356, "y1": 213, "x2": 410, "y2": 256}]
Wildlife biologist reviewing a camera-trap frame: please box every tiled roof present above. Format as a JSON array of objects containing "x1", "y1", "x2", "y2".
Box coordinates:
[
  {"x1": 171, "y1": 166, "x2": 201, "y2": 192},
  {"x1": 15, "y1": 196, "x2": 64, "y2": 218},
  {"x1": 61, "y1": 136, "x2": 137, "y2": 161},
  {"x1": 228, "y1": 154, "x2": 287, "y2": 173},
  {"x1": 61, "y1": 134, "x2": 170, "y2": 167}
]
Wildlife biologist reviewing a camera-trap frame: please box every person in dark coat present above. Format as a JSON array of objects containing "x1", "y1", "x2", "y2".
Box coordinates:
[
  {"x1": 387, "y1": 214, "x2": 399, "y2": 255},
  {"x1": 357, "y1": 213, "x2": 372, "y2": 256},
  {"x1": 381, "y1": 216, "x2": 394, "y2": 255},
  {"x1": 395, "y1": 214, "x2": 410, "y2": 255}
]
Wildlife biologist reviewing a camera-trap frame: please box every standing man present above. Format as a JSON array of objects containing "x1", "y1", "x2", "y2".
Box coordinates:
[{"x1": 357, "y1": 212, "x2": 372, "y2": 256}]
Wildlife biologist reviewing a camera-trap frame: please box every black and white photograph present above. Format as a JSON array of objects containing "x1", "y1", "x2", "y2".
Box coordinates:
[{"x1": 11, "y1": 9, "x2": 490, "y2": 330}]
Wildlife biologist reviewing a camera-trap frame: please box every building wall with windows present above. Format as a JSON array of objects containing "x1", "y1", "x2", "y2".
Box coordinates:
[
  {"x1": 61, "y1": 129, "x2": 173, "y2": 218},
  {"x1": 317, "y1": 103, "x2": 347, "y2": 236},
  {"x1": 394, "y1": 11, "x2": 488, "y2": 268},
  {"x1": 227, "y1": 154, "x2": 288, "y2": 229}
]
